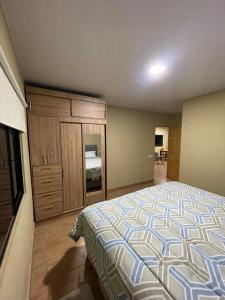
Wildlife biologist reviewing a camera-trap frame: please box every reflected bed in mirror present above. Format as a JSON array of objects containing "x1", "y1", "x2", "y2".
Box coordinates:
[{"x1": 85, "y1": 139, "x2": 102, "y2": 193}]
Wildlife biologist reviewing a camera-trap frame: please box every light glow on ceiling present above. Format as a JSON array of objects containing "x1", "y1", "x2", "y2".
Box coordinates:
[{"x1": 149, "y1": 64, "x2": 167, "y2": 76}]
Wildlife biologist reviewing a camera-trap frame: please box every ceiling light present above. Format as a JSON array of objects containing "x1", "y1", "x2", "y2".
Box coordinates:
[{"x1": 149, "y1": 64, "x2": 167, "y2": 75}]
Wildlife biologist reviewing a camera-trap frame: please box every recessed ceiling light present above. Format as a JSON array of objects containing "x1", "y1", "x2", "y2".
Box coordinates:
[{"x1": 149, "y1": 64, "x2": 167, "y2": 75}]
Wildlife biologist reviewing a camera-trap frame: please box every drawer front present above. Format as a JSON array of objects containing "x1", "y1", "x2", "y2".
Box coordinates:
[
  {"x1": 28, "y1": 93, "x2": 71, "y2": 117},
  {"x1": 35, "y1": 202, "x2": 63, "y2": 221},
  {"x1": 72, "y1": 100, "x2": 106, "y2": 119},
  {"x1": 33, "y1": 164, "x2": 62, "y2": 178},
  {"x1": 33, "y1": 175, "x2": 62, "y2": 194},
  {"x1": 35, "y1": 191, "x2": 62, "y2": 207}
]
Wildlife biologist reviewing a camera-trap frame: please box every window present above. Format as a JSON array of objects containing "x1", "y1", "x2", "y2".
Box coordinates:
[{"x1": 0, "y1": 124, "x2": 24, "y2": 264}]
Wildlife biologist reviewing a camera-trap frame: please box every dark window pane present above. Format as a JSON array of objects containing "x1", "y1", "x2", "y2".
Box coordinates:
[
  {"x1": 0, "y1": 125, "x2": 13, "y2": 257},
  {"x1": 0, "y1": 124, "x2": 24, "y2": 263}
]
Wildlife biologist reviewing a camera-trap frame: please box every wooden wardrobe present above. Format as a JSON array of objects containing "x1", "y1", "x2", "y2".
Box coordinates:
[{"x1": 26, "y1": 86, "x2": 107, "y2": 221}]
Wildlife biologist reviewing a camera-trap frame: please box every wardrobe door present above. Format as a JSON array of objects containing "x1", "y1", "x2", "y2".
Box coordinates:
[
  {"x1": 28, "y1": 115, "x2": 60, "y2": 166},
  {"x1": 45, "y1": 117, "x2": 61, "y2": 164},
  {"x1": 28, "y1": 115, "x2": 45, "y2": 166},
  {"x1": 82, "y1": 124, "x2": 106, "y2": 206},
  {"x1": 61, "y1": 123, "x2": 83, "y2": 211}
]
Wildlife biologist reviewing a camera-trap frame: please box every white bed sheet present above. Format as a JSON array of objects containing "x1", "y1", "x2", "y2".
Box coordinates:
[{"x1": 85, "y1": 157, "x2": 102, "y2": 170}]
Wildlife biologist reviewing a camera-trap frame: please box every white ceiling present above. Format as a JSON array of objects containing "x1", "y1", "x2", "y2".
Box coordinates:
[{"x1": 2, "y1": 0, "x2": 225, "y2": 113}]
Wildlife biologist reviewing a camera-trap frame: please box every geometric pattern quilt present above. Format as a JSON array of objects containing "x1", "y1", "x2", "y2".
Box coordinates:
[{"x1": 69, "y1": 182, "x2": 225, "y2": 300}]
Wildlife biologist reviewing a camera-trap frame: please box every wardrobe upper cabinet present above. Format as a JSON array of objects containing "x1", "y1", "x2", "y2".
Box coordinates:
[
  {"x1": 28, "y1": 93, "x2": 71, "y2": 117},
  {"x1": 28, "y1": 115, "x2": 61, "y2": 166},
  {"x1": 71, "y1": 99, "x2": 106, "y2": 120}
]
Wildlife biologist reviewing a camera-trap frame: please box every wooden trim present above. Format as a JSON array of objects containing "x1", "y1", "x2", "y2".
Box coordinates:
[
  {"x1": 60, "y1": 116, "x2": 107, "y2": 124},
  {"x1": 107, "y1": 180, "x2": 154, "y2": 200},
  {"x1": 69, "y1": 93, "x2": 106, "y2": 104}
]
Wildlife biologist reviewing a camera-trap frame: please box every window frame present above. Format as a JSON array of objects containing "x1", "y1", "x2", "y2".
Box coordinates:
[
  {"x1": 8, "y1": 128, "x2": 24, "y2": 213},
  {"x1": 0, "y1": 123, "x2": 24, "y2": 265}
]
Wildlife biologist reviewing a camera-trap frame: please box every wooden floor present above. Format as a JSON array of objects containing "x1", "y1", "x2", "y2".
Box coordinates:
[
  {"x1": 30, "y1": 213, "x2": 104, "y2": 300},
  {"x1": 30, "y1": 169, "x2": 168, "y2": 300},
  {"x1": 107, "y1": 180, "x2": 154, "y2": 199}
]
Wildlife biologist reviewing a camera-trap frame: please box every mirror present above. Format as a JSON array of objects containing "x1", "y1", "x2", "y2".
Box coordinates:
[{"x1": 84, "y1": 134, "x2": 102, "y2": 193}]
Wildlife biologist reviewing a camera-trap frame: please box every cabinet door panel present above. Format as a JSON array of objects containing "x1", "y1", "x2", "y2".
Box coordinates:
[
  {"x1": 28, "y1": 115, "x2": 46, "y2": 166},
  {"x1": 28, "y1": 93, "x2": 71, "y2": 116},
  {"x1": 72, "y1": 100, "x2": 106, "y2": 119},
  {"x1": 61, "y1": 123, "x2": 83, "y2": 211},
  {"x1": 167, "y1": 127, "x2": 181, "y2": 181},
  {"x1": 45, "y1": 117, "x2": 61, "y2": 164},
  {"x1": 28, "y1": 115, "x2": 60, "y2": 166}
]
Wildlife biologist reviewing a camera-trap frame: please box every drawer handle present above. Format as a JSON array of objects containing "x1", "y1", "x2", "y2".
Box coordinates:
[
  {"x1": 43, "y1": 205, "x2": 54, "y2": 210},
  {"x1": 40, "y1": 167, "x2": 51, "y2": 170},
  {"x1": 42, "y1": 193, "x2": 53, "y2": 198},
  {"x1": 41, "y1": 180, "x2": 52, "y2": 184}
]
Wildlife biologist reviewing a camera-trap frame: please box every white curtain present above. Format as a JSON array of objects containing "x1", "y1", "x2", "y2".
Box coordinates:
[{"x1": 0, "y1": 66, "x2": 26, "y2": 132}]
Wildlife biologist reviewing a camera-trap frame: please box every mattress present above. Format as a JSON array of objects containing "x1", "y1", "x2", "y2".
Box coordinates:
[
  {"x1": 69, "y1": 181, "x2": 225, "y2": 300},
  {"x1": 86, "y1": 157, "x2": 102, "y2": 180}
]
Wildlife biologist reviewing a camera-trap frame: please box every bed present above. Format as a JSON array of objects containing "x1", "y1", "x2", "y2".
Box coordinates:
[
  {"x1": 69, "y1": 181, "x2": 225, "y2": 299},
  {"x1": 85, "y1": 144, "x2": 102, "y2": 191}
]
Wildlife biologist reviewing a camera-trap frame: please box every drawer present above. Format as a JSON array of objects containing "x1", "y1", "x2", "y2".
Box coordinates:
[
  {"x1": 33, "y1": 174, "x2": 62, "y2": 194},
  {"x1": 35, "y1": 202, "x2": 63, "y2": 221},
  {"x1": 71, "y1": 100, "x2": 106, "y2": 119},
  {"x1": 33, "y1": 164, "x2": 61, "y2": 178},
  {"x1": 35, "y1": 191, "x2": 62, "y2": 207}
]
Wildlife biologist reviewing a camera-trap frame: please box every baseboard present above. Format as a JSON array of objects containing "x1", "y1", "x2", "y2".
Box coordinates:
[{"x1": 107, "y1": 179, "x2": 154, "y2": 200}]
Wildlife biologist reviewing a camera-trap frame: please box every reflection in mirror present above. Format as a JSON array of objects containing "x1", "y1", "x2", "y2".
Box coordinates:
[{"x1": 84, "y1": 134, "x2": 102, "y2": 193}]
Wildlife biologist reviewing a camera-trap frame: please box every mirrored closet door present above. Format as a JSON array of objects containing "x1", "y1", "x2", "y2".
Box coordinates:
[{"x1": 82, "y1": 124, "x2": 105, "y2": 206}]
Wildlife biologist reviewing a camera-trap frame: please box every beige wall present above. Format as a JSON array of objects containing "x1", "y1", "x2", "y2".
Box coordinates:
[
  {"x1": 0, "y1": 5, "x2": 34, "y2": 300},
  {"x1": 107, "y1": 106, "x2": 181, "y2": 189},
  {"x1": 0, "y1": 6, "x2": 23, "y2": 93},
  {"x1": 85, "y1": 134, "x2": 101, "y2": 156},
  {"x1": 180, "y1": 90, "x2": 225, "y2": 196}
]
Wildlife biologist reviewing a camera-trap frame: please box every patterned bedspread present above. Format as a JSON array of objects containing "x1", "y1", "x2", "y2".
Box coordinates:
[{"x1": 69, "y1": 182, "x2": 225, "y2": 300}]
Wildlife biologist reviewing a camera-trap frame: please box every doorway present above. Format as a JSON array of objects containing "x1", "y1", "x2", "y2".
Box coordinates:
[
  {"x1": 154, "y1": 127, "x2": 169, "y2": 184},
  {"x1": 154, "y1": 126, "x2": 181, "y2": 184}
]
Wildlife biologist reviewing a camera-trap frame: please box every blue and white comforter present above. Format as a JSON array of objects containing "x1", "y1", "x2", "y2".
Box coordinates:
[{"x1": 69, "y1": 182, "x2": 225, "y2": 300}]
